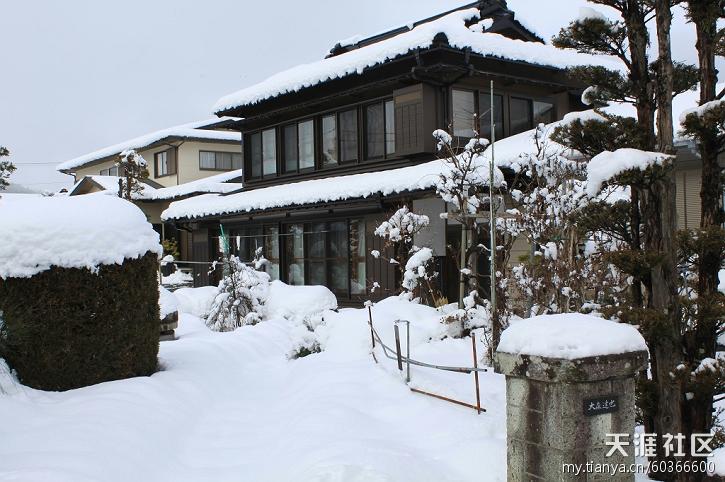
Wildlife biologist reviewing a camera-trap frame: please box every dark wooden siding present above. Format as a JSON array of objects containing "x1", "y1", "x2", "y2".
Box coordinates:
[
  {"x1": 192, "y1": 227, "x2": 210, "y2": 287},
  {"x1": 393, "y1": 83, "x2": 438, "y2": 156},
  {"x1": 365, "y1": 213, "x2": 398, "y2": 301}
]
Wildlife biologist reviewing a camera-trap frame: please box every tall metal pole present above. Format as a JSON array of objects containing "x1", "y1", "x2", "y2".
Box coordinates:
[
  {"x1": 459, "y1": 199, "x2": 468, "y2": 309},
  {"x1": 489, "y1": 80, "x2": 497, "y2": 316}
]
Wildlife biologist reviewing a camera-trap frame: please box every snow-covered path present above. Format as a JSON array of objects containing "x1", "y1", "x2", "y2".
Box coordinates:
[{"x1": 0, "y1": 303, "x2": 507, "y2": 482}]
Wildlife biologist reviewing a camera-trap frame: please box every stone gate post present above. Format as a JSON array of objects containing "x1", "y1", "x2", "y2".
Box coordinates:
[{"x1": 494, "y1": 314, "x2": 648, "y2": 481}]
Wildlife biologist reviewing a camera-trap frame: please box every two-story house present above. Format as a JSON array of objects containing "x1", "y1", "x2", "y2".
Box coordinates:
[
  {"x1": 160, "y1": 0, "x2": 617, "y2": 303},
  {"x1": 57, "y1": 118, "x2": 243, "y2": 261}
]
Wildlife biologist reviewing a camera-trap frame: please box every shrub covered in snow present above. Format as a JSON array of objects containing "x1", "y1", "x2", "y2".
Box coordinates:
[
  {"x1": 0, "y1": 253, "x2": 160, "y2": 391},
  {"x1": 373, "y1": 206, "x2": 440, "y2": 304},
  {"x1": 0, "y1": 195, "x2": 162, "y2": 391},
  {"x1": 206, "y1": 255, "x2": 270, "y2": 332}
]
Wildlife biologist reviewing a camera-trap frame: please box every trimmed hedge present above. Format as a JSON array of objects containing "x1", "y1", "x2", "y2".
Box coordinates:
[{"x1": 0, "y1": 252, "x2": 160, "y2": 391}]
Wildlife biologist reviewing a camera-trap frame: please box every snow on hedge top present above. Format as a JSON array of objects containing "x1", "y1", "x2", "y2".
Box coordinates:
[
  {"x1": 0, "y1": 194, "x2": 162, "y2": 279},
  {"x1": 57, "y1": 118, "x2": 240, "y2": 172},
  {"x1": 213, "y1": 8, "x2": 618, "y2": 112},
  {"x1": 498, "y1": 313, "x2": 647, "y2": 359},
  {"x1": 585, "y1": 148, "x2": 672, "y2": 197}
]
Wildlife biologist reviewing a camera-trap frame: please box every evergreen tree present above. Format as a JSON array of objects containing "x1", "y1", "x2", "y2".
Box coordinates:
[
  {"x1": 552, "y1": 3, "x2": 698, "y2": 476},
  {"x1": 678, "y1": 0, "x2": 725, "y2": 454},
  {"x1": 0, "y1": 146, "x2": 16, "y2": 191},
  {"x1": 116, "y1": 149, "x2": 149, "y2": 200}
]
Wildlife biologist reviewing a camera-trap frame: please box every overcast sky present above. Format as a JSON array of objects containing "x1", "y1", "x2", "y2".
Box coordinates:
[{"x1": 1, "y1": 1, "x2": 712, "y2": 192}]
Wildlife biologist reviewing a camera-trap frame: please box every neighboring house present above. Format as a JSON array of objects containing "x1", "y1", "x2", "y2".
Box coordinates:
[
  {"x1": 161, "y1": 0, "x2": 609, "y2": 303},
  {"x1": 57, "y1": 118, "x2": 244, "y2": 262}
]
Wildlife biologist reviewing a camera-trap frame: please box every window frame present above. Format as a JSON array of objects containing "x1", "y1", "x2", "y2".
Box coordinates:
[
  {"x1": 448, "y1": 86, "x2": 557, "y2": 142},
  {"x1": 154, "y1": 148, "x2": 176, "y2": 178},
  {"x1": 199, "y1": 150, "x2": 242, "y2": 171},
  {"x1": 363, "y1": 99, "x2": 397, "y2": 161}
]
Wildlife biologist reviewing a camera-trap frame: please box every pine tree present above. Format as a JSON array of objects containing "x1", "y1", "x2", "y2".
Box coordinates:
[
  {"x1": 116, "y1": 149, "x2": 149, "y2": 200},
  {"x1": 678, "y1": 0, "x2": 725, "y2": 454},
  {"x1": 0, "y1": 146, "x2": 16, "y2": 191},
  {"x1": 553, "y1": 3, "x2": 698, "y2": 476}
]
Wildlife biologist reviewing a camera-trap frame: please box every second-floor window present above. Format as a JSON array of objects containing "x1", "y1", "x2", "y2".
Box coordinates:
[
  {"x1": 452, "y1": 88, "x2": 555, "y2": 140},
  {"x1": 322, "y1": 109, "x2": 358, "y2": 167},
  {"x1": 249, "y1": 129, "x2": 277, "y2": 178},
  {"x1": 365, "y1": 100, "x2": 395, "y2": 159},
  {"x1": 200, "y1": 151, "x2": 242, "y2": 171},
  {"x1": 283, "y1": 119, "x2": 314, "y2": 173},
  {"x1": 155, "y1": 149, "x2": 176, "y2": 177},
  {"x1": 100, "y1": 166, "x2": 119, "y2": 176}
]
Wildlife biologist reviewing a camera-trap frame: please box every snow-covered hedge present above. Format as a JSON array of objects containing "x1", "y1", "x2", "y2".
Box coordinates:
[
  {"x1": 0, "y1": 195, "x2": 162, "y2": 391},
  {"x1": 0, "y1": 253, "x2": 160, "y2": 391}
]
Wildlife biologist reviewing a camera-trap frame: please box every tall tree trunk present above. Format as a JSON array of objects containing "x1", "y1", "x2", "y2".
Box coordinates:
[
  {"x1": 651, "y1": 2, "x2": 684, "y2": 478},
  {"x1": 682, "y1": 0, "x2": 724, "y2": 459}
]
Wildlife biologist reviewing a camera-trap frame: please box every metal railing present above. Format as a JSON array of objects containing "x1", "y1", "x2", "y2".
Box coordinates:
[{"x1": 366, "y1": 305, "x2": 487, "y2": 413}]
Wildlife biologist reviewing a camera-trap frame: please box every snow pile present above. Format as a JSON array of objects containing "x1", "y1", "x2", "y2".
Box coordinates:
[
  {"x1": 214, "y1": 8, "x2": 619, "y2": 112},
  {"x1": 585, "y1": 148, "x2": 673, "y2": 197},
  {"x1": 0, "y1": 194, "x2": 161, "y2": 279},
  {"x1": 162, "y1": 269, "x2": 194, "y2": 286},
  {"x1": 498, "y1": 313, "x2": 647, "y2": 359},
  {"x1": 265, "y1": 280, "x2": 338, "y2": 321},
  {"x1": 57, "y1": 118, "x2": 241, "y2": 172},
  {"x1": 173, "y1": 286, "x2": 217, "y2": 318},
  {"x1": 159, "y1": 286, "x2": 179, "y2": 319}
]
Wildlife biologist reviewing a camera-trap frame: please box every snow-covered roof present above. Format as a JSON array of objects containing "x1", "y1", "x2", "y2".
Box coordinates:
[
  {"x1": 162, "y1": 160, "x2": 450, "y2": 221},
  {"x1": 0, "y1": 194, "x2": 162, "y2": 279},
  {"x1": 161, "y1": 123, "x2": 561, "y2": 221},
  {"x1": 70, "y1": 170, "x2": 243, "y2": 202},
  {"x1": 57, "y1": 118, "x2": 241, "y2": 173},
  {"x1": 213, "y1": 8, "x2": 619, "y2": 113}
]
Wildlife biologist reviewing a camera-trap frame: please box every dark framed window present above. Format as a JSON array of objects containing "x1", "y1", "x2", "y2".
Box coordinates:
[
  {"x1": 199, "y1": 151, "x2": 242, "y2": 171},
  {"x1": 533, "y1": 100, "x2": 555, "y2": 126},
  {"x1": 263, "y1": 225, "x2": 280, "y2": 280},
  {"x1": 339, "y1": 109, "x2": 358, "y2": 162},
  {"x1": 321, "y1": 115, "x2": 338, "y2": 166},
  {"x1": 262, "y1": 128, "x2": 276, "y2": 176},
  {"x1": 283, "y1": 120, "x2": 314, "y2": 173},
  {"x1": 155, "y1": 148, "x2": 176, "y2": 177},
  {"x1": 452, "y1": 89, "x2": 476, "y2": 137},
  {"x1": 298, "y1": 120, "x2": 314, "y2": 169},
  {"x1": 250, "y1": 132, "x2": 262, "y2": 178},
  {"x1": 479, "y1": 93, "x2": 504, "y2": 141},
  {"x1": 384, "y1": 100, "x2": 395, "y2": 155},
  {"x1": 349, "y1": 219, "x2": 366, "y2": 295},
  {"x1": 248, "y1": 129, "x2": 276, "y2": 178},
  {"x1": 287, "y1": 224, "x2": 305, "y2": 285},
  {"x1": 365, "y1": 103, "x2": 385, "y2": 159},
  {"x1": 283, "y1": 124, "x2": 298, "y2": 173},
  {"x1": 365, "y1": 100, "x2": 396, "y2": 160},
  {"x1": 510, "y1": 97, "x2": 533, "y2": 135},
  {"x1": 100, "y1": 166, "x2": 119, "y2": 176}
]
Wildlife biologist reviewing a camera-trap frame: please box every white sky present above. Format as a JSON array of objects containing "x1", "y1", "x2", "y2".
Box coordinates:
[{"x1": 1, "y1": 0, "x2": 714, "y2": 192}]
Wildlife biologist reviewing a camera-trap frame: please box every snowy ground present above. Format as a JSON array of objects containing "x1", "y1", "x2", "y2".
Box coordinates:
[{"x1": 0, "y1": 294, "x2": 506, "y2": 482}]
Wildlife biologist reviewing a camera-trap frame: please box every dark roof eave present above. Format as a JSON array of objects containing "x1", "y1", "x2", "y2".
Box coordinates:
[{"x1": 219, "y1": 45, "x2": 581, "y2": 121}]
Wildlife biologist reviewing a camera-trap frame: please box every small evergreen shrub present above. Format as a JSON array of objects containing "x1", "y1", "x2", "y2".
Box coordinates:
[{"x1": 0, "y1": 252, "x2": 160, "y2": 391}]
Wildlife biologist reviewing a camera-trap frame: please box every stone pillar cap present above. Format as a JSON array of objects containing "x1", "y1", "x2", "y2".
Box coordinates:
[{"x1": 494, "y1": 313, "x2": 648, "y2": 382}]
